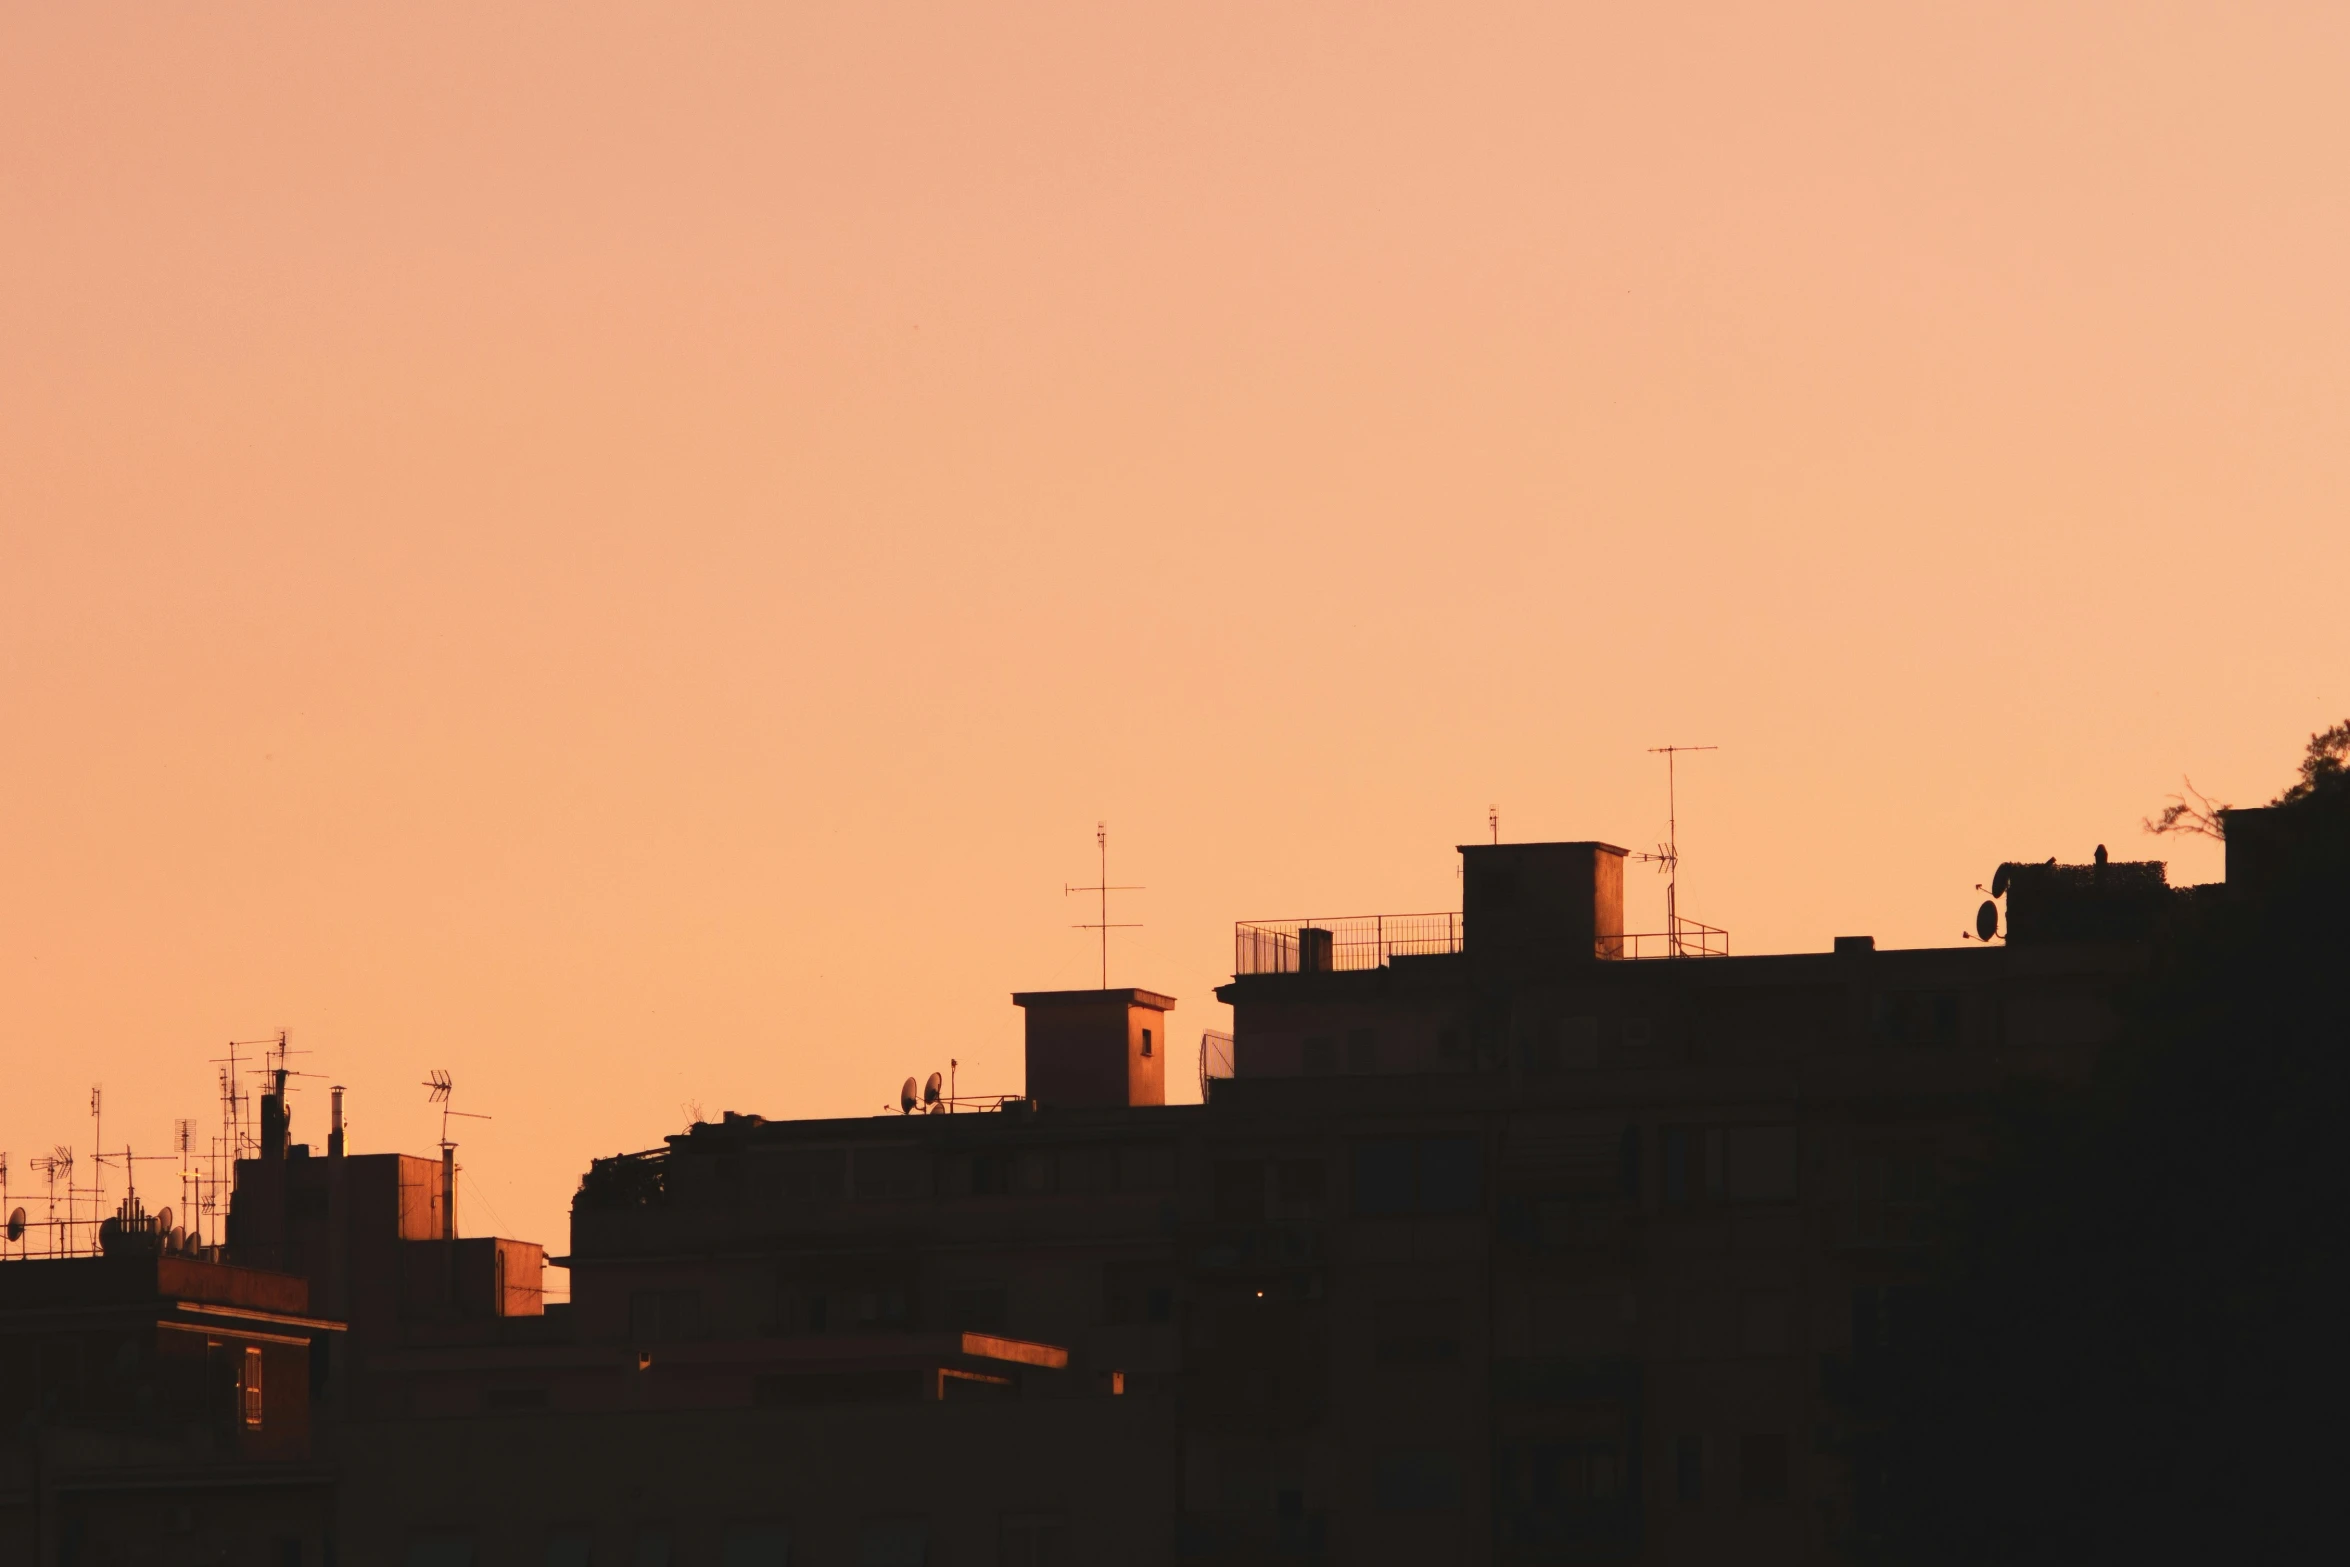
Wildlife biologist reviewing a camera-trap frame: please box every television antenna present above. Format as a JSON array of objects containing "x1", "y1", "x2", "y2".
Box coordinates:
[
  {"x1": 1065, "y1": 821, "x2": 1142, "y2": 990},
  {"x1": 1641, "y1": 745, "x2": 1718, "y2": 957},
  {"x1": 423, "y1": 1070, "x2": 491, "y2": 1150}
]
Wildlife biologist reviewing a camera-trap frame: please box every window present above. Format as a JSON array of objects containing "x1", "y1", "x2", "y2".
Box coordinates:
[
  {"x1": 1373, "y1": 1299, "x2": 1460, "y2": 1365},
  {"x1": 1873, "y1": 990, "x2": 1963, "y2": 1047},
  {"x1": 1345, "y1": 1029, "x2": 1377, "y2": 1074},
  {"x1": 1302, "y1": 1036, "x2": 1336, "y2": 1075},
  {"x1": 543, "y1": 1533, "x2": 593, "y2": 1567},
  {"x1": 855, "y1": 1288, "x2": 909, "y2": 1327},
  {"x1": 1666, "y1": 1125, "x2": 1795, "y2": 1204},
  {"x1": 720, "y1": 1525, "x2": 790, "y2": 1567},
  {"x1": 1854, "y1": 1151, "x2": 1937, "y2": 1245},
  {"x1": 1104, "y1": 1264, "x2": 1176, "y2": 1325},
  {"x1": 1373, "y1": 1450, "x2": 1464, "y2": 1512},
  {"x1": 1354, "y1": 1142, "x2": 1415, "y2": 1214},
  {"x1": 1273, "y1": 1158, "x2": 1325, "y2": 1214},
  {"x1": 853, "y1": 1146, "x2": 928, "y2": 1200},
  {"x1": 629, "y1": 1290, "x2": 705, "y2": 1344},
  {"x1": 1140, "y1": 1028, "x2": 1153, "y2": 1058},
  {"x1": 1662, "y1": 1127, "x2": 1724, "y2": 1204},
  {"x1": 947, "y1": 1287, "x2": 1008, "y2": 1334},
  {"x1": 999, "y1": 1518, "x2": 1065, "y2": 1567},
  {"x1": 242, "y1": 1346, "x2": 264, "y2": 1427},
  {"x1": 1117, "y1": 1143, "x2": 1176, "y2": 1192},
  {"x1": 1420, "y1": 1138, "x2": 1481, "y2": 1211},
  {"x1": 771, "y1": 1148, "x2": 845, "y2": 1202},
  {"x1": 858, "y1": 1520, "x2": 927, "y2": 1566},
  {"x1": 1058, "y1": 1146, "x2": 1117, "y2": 1194},
  {"x1": 1741, "y1": 1433, "x2": 1790, "y2": 1503},
  {"x1": 1674, "y1": 1436, "x2": 1703, "y2": 1504},
  {"x1": 970, "y1": 1153, "x2": 1011, "y2": 1196},
  {"x1": 1352, "y1": 1138, "x2": 1483, "y2": 1216}
]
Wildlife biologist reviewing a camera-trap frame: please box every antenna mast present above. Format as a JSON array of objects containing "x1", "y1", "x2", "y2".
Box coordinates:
[
  {"x1": 1647, "y1": 744, "x2": 1718, "y2": 957},
  {"x1": 1065, "y1": 822, "x2": 1142, "y2": 989},
  {"x1": 423, "y1": 1071, "x2": 490, "y2": 1244}
]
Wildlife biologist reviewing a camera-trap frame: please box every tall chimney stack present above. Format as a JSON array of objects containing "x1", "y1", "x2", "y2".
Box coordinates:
[{"x1": 259, "y1": 1068, "x2": 291, "y2": 1161}]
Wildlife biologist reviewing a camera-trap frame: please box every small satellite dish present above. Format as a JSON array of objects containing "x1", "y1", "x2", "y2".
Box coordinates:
[
  {"x1": 1990, "y1": 863, "x2": 2014, "y2": 898},
  {"x1": 923, "y1": 1072, "x2": 943, "y2": 1106},
  {"x1": 5, "y1": 1208, "x2": 23, "y2": 1242},
  {"x1": 899, "y1": 1076, "x2": 919, "y2": 1115},
  {"x1": 169, "y1": 1226, "x2": 188, "y2": 1253},
  {"x1": 1975, "y1": 900, "x2": 1999, "y2": 943},
  {"x1": 155, "y1": 1206, "x2": 174, "y2": 1234}
]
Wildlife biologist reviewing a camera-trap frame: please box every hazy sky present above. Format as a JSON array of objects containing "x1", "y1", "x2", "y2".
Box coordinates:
[{"x1": 5, "y1": 3, "x2": 2344, "y2": 1263}]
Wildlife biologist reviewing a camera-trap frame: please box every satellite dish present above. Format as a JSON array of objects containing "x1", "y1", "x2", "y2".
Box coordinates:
[
  {"x1": 1990, "y1": 863, "x2": 2014, "y2": 898},
  {"x1": 1975, "y1": 900, "x2": 1999, "y2": 943},
  {"x1": 923, "y1": 1072, "x2": 943, "y2": 1106},
  {"x1": 155, "y1": 1207, "x2": 174, "y2": 1234},
  {"x1": 899, "y1": 1076, "x2": 919, "y2": 1115},
  {"x1": 5, "y1": 1208, "x2": 23, "y2": 1242}
]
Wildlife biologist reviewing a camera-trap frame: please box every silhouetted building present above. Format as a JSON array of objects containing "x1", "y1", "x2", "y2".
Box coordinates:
[
  {"x1": 0, "y1": 1247, "x2": 341, "y2": 1563},
  {"x1": 0, "y1": 831, "x2": 2223, "y2": 1565}
]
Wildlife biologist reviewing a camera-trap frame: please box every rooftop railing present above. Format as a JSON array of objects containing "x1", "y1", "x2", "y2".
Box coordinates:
[
  {"x1": 1232, "y1": 912, "x2": 1729, "y2": 974},
  {"x1": 1234, "y1": 913, "x2": 1463, "y2": 976},
  {"x1": 1606, "y1": 918, "x2": 1731, "y2": 959}
]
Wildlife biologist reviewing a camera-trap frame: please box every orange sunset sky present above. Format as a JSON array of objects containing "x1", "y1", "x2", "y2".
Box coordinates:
[{"x1": 5, "y1": 3, "x2": 2345, "y2": 1267}]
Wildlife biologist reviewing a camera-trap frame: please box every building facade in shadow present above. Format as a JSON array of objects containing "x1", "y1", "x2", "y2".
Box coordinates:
[{"x1": 0, "y1": 830, "x2": 2219, "y2": 1565}]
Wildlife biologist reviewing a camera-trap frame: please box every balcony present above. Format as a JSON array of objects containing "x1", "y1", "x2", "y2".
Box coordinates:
[{"x1": 1232, "y1": 913, "x2": 1728, "y2": 975}]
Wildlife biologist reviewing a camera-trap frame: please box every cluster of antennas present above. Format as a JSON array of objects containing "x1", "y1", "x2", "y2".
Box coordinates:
[{"x1": 94, "y1": 1194, "x2": 207, "y2": 1258}]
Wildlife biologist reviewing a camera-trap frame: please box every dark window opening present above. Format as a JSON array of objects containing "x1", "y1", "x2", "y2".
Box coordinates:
[
  {"x1": 947, "y1": 1287, "x2": 1008, "y2": 1334},
  {"x1": 971, "y1": 1153, "x2": 1011, "y2": 1196},
  {"x1": 1275, "y1": 1158, "x2": 1325, "y2": 1208},
  {"x1": 1000, "y1": 1518, "x2": 1066, "y2": 1567},
  {"x1": 1353, "y1": 1138, "x2": 1483, "y2": 1216},
  {"x1": 1374, "y1": 1299, "x2": 1461, "y2": 1365},
  {"x1": 1675, "y1": 1436, "x2": 1703, "y2": 1504},
  {"x1": 1140, "y1": 1028, "x2": 1153, "y2": 1058},
  {"x1": 630, "y1": 1289, "x2": 706, "y2": 1344}
]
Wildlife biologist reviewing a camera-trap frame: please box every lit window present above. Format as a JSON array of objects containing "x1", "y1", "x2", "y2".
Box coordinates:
[{"x1": 242, "y1": 1345, "x2": 264, "y2": 1427}]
